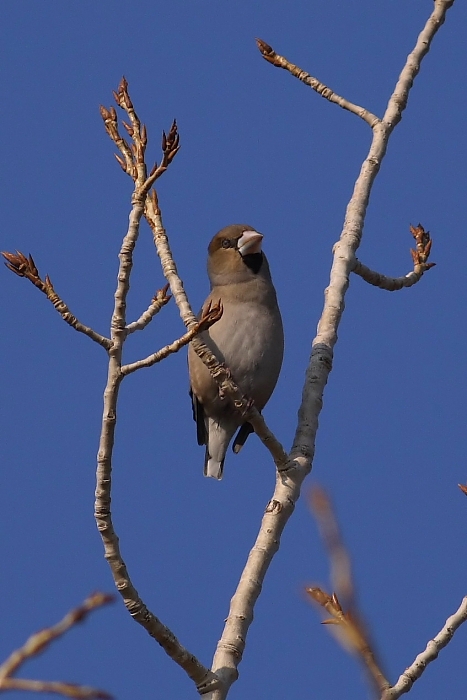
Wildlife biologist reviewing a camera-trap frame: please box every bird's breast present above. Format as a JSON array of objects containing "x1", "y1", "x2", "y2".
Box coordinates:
[{"x1": 207, "y1": 299, "x2": 283, "y2": 407}]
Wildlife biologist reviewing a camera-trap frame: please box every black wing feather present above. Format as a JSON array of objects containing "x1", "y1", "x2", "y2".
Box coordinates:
[
  {"x1": 190, "y1": 388, "x2": 207, "y2": 446},
  {"x1": 232, "y1": 422, "x2": 254, "y2": 453}
]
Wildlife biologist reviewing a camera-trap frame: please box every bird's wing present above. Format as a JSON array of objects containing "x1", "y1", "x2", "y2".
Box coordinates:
[{"x1": 189, "y1": 388, "x2": 207, "y2": 446}]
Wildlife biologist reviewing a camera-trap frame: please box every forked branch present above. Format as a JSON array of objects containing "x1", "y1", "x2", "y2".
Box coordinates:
[
  {"x1": 207, "y1": 4, "x2": 456, "y2": 699},
  {"x1": 122, "y1": 300, "x2": 223, "y2": 375},
  {"x1": 96, "y1": 79, "x2": 221, "y2": 694},
  {"x1": 0, "y1": 593, "x2": 113, "y2": 699}
]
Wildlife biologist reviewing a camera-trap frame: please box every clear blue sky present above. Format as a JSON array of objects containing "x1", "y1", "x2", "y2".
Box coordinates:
[{"x1": 1, "y1": 2, "x2": 466, "y2": 699}]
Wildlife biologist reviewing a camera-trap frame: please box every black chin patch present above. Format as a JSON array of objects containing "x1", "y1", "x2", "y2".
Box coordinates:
[{"x1": 241, "y1": 252, "x2": 263, "y2": 274}]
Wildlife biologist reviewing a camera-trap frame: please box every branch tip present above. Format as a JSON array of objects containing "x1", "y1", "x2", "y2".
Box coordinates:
[{"x1": 256, "y1": 37, "x2": 277, "y2": 64}]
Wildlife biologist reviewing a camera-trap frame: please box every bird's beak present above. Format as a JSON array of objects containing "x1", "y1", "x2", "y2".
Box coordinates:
[{"x1": 237, "y1": 231, "x2": 263, "y2": 256}]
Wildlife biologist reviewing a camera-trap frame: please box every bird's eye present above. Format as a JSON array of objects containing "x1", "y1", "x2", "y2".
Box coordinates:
[{"x1": 221, "y1": 239, "x2": 231, "y2": 249}]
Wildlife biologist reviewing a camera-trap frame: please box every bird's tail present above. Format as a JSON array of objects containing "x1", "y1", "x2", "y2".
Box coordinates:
[{"x1": 204, "y1": 449, "x2": 225, "y2": 480}]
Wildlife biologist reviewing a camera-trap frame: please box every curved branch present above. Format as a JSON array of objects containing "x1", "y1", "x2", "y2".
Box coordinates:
[
  {"x1": 352, "y1": 260, "x2": 426, "y2": 291},
  {"x1": 352, "y1": 221, "x2": 435, "y2": 291}
]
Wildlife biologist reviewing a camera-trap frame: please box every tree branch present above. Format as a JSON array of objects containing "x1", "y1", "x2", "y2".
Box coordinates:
[
  {"x1": 206, "y1": 4, "x2": 455, "y2": 697},
  {"x1": 121, "y1": 301, "x2": 223, "y2": 376},
  {"x1": 1, "y1": 251, "x2": 111, "y2": 350},
  {"x1": 96, "y1": 80, "x2": 219, "y2": 694},
  {"x1": 0, "y1": 678, "x2": 110, "y2": 698},
  {"x1": 255, "y1": 38, "x2": 380, "y2": 128},
  {"x1": 0, "y1": 593, "x2": 113, "y2": 699},
  {"x1": 381, "y1": 597, "x2": 467, "y2": 699},
  {"x1": 352, "y1": 224, "x2": 435, "y2": 291},
  {"x1": 125, "y1": 284, "x2": 171, "y2": 334}
]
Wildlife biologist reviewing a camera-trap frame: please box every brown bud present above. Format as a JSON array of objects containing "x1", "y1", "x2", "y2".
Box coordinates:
[
  {"x1": 255, "y1": 37, "x2": 274, "y2": 56},
  {"x1": 114, "y1": 154, "x2": 126, "y2": 171},
  {"x1": 99, "y1": 105, "x2": 110, "y2": 120}
]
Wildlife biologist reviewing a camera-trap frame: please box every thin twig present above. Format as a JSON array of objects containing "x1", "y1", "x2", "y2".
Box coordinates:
[
  {"x1": 122, "y1": 300, "x2": 223, "y2": 376},
  {"x1": 0, "y1": 678, "x2": 111, "y2": 699},
  {"x1": 1, "y1": 251, "x2": 111, "y2": 350},
  {"x1": 125, "y1": 284, "x2": 171, "y2": 334},
  {"x1": 255, "y1": 38, "x2": 380, "y2": 128},
  {"x1": 352, "y1": 224, "x2": 435, "y2": 291},
  {"x1": 381, "y1": 597, "x2": 467, "y2": 700},
  {"x1": 0, "y1": 593, "x2": 113, "y2": 699},
  {"x1": 206, "y1": 4, "x2": 455, "y2": 699}
]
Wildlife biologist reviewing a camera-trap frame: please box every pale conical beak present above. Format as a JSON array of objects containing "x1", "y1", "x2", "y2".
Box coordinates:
[{"x1": 237, "y1": 230, "x2": 263, "y2": 256}]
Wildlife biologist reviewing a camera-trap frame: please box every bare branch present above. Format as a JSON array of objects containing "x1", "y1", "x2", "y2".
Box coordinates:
[
  {"x1": 101, "y1": 78, "x2": 180, "y2": 190},
  {"x1": 145, "y1": 120, "x2": 181, "y2": 187},
  {"x1": 352, "y1": 223, "x2": 435, "y2": 291},
  {"x1": 125, "y1": 283, "x2": 171, "y2": 334},
  {"x1": 96, "y1": 81, "x2": 220, "y2": 694},
  {"x1": 255, "y1": 38, "x2": 380, "y2": 128},
  {"x1": 382, "y1": 0, "x2": 455, "y2": 131},
  {"x1": 144, "y1": 188, "x2": 198, "y2": 327},
  {"x1": 122, "y1": 300, "x2": 223, "y2": 375},
  {"x1": 0, "y1": 593, "x2": 113, "y2": 699},
  {"x1": 208, "y1": 5, "x2": 455, "y2": 698},
  {"x1": 1, "y1": 251, "x2": 111, "y2": 350},
  {"x1": 0, "y1": 678, "x2": 111, "y2": 699},
  {"x1": 381, "y1": 597, "x2": 467, "y2": 700},
  {"x1": 100, "y1": 103, "x2": 136, "y2": 180}
]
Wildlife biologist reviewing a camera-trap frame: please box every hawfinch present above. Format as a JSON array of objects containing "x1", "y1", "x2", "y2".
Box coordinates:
[{"x1": 188, "y1": 224, "x2": 283, "y2": 479}]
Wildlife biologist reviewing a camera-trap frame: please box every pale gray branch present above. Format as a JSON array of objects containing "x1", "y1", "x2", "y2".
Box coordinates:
[
  {"x1": 352, "y1": 259, "x2": 425, "y2": 291},
  {"x1": 206, "y1": 3, "x2": 455, "y2": 698},
  {"x1": 97, "y1": 88, "x2": 217, "y2": 690},
  {"x1": 256, "y1": 38, "x2": 380, "y2": 128},
  {"x1": 125, "y1": 284, "x2": 171, "y2": 334},
  {"x1": 381, "y1": 597, "x2": 467, "y2": 700}
]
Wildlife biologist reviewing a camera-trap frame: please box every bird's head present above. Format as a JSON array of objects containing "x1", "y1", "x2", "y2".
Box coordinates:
[{"x1": 207, "y1": 224, "x2": 266, "y2": 287}]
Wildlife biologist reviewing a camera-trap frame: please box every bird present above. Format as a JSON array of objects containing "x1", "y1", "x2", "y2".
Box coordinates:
[{"x1": 188, "y1": 224, "x2": 283, "y2": 479}]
